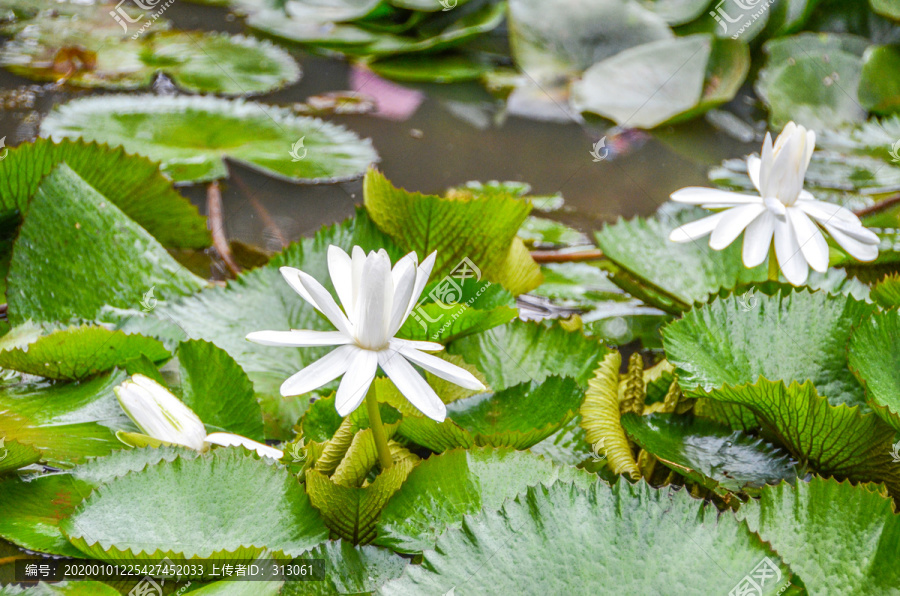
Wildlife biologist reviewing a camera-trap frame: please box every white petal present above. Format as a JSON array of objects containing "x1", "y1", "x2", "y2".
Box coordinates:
[
  {"x1": 355, "y1": 250, "x2": 393, "y2": 349},
  {"x1": 245, "y1": 330, "x2": 352, "y2": 347},
  {"x1": 670, "y1": 187, "x2": 760, "y2": 207},
  {"x1": 822, "y1": 223, "x2": 880, "y2": 262},
  {"x1": 280, "y1": 267, "x2": 315, "y2": 305},
  {"x1": 350, "y1": 246, "x2": 366, "y2": 314},
  {"x1": 796, "y1": 199, "x2": 859, "y2": 224},
  {"x1": 115, "y1": 375, "x2": 206, "y2": 451},
  {"x1": 759, "y1": 132, "x2": 774, "y2": 195},
  {"x1": 327, "y1": 245, "x2": 354, "y2": 313},
  {"x1": 297, "y1": 270, "x2": 353, "y2": 336},
  {"x1": 378, "y1": 351, "x2": 446, "y2": 422},
  {"x1": 334, "y1": 348, "x2": 378, "y2": 417},
  {"x1": 390, "y1": 338, "x2": 444, "y2": 352},
  {"x1": 802, "y1": 129, "x2": 815, "y2": 178},
  {"x1": 766, "y1": 126, "x2": 800, "y2": 201},
  {"x1": 747, "y1": 155, "x2": 762, "y2": 193},
  {"x1": 668, "y1": 212, "x2": 727, "y2": 243},
  {"x1": 281, "y1": 345, "x2": 356, "y2": 396},
  {"x1": 774, "y1": 218, "x2": 809, "y2": 285},
  {"x1": 764, "y1": 197, "x2": 786, "y2": 217},
  {"x1": 398, "y1": 347, "x2": 485, "y2": 390},
  {"x1": 709, "y1": 203, "x2": 766, "y2": 250},
  {"x1": 205, "y1": 432, "x2": 283, "y2": 460},
  {"x1": 402, "y1": 251, "x2": 437, "y2": 323},
  {"x1": 742, "y1": 210, "x2": 776, "y2": 268},
  {"x1": 787, "y1": 208, "x2": 829, "y2": 272},
  {"x1": 388, "y1": 252, "x2": 419, "y2": 336}
]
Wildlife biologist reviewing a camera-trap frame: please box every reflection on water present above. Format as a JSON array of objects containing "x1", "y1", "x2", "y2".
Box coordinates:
[{"x1": 0, "y1": 1, "x2": 756, "y2": 250}]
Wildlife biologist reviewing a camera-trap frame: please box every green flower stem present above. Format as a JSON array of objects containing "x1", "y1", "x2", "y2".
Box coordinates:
[
  {"x1": 365, "y1": 385, "x2": 393, "y2": 470},
  {"x1": 767, "y1": 248, "x2": 780, "y2": 282}
]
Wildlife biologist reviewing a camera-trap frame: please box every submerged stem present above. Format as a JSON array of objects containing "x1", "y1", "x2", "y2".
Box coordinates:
[
  {"x1": 767, "y1": 247, "x2": 780, "y2": 282},
  {"x1": 365, "y1": 385, "x2": 393, "y2": 470}
]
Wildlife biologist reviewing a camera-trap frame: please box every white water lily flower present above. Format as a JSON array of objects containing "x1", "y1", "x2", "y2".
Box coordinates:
[
  {"x1": 668, "y1": 121, "x2": 879, "y2": 285},
  {"x1": 246, "y1": 246, "x2": 485, "y2": 422},
  {"x1": 115, "y1": 374, "x2": 283, "y2": 459}
]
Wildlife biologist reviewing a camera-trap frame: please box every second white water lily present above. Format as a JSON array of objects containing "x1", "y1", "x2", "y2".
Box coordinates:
[
  {"x1": 668, "y1": 122, "x2": 879, "y2": 285},
  {"x1": 115, "y1": 374, "x2": 283, "y2": 459},
  {"x1": 246, "y1": 246, "x2": 485, "y2": 423}
]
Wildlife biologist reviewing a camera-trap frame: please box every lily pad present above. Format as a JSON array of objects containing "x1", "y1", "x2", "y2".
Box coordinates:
[
  {"x1": 663, "y1": 290, "x2": 873, "y2": 408},
  {"x1": 0, "y1": 371, "x2": 133, "y2": 467},
  {"x1": 285, "y1": 0, "x2": 384, "y2": 21},
  {"x1": 5, "y1": 164, "x2": 206, "y2": 326},
  {"x1": 39, "y1": 94, "x2": 378, "y2": 184},
  {"x1": 280, "y1": 540, "x2": 409, "y2": 596},
  {"x1": 379, "y1": 480, "x2": 790, "y2": 595},
  {"x1": 848, "y1": 309, "x2": 900, "y2": 430},
  {"x1": 364, "y1": 169, "x2": 542, "y2": 295},
  {"x1": 375, "y1": 447, "x2": 593, "y2": 553},
  {"x1": 368, "y1": 53, "x2": 492, "y2": 83},
  {"x1": 0, "y1": 438, "x2": 41, "y2": 475},
  {"x1": 638, "y1": 0, "x2": 711, "y2": 25},
  {"x1": 0, "y1": 30, "x2": 300, "y2": 95},
  {"x1": 572, "y1": 34, "x2": 747, "y2": 129},
  {"x1": 859, "y1": 44, "x2": 900, "y2": 115},
  {"x1": 621, "y1": 413, "x2": 797, "y2": 494},
  {"x1": 756, "y1": 33, "x2": 868, "y2": 128},
  {"x1": 0, "y1": 324, "x2": 169, "y2": 381},
  {"x1": 448, "y1": 319, "x2": 609, "y2": 389},
  {"x1": 704, "y1": 379, "x2": 900, "y2": 491},
  {"x1": 0, "y1": 139, "x2": 209, "y2": 249},
  {"x1": 737, "y1": 477, "x2": 900, "y2": 594},
  {"x1": 61, "y1": 448, "x2": 329, "y2": 561}
]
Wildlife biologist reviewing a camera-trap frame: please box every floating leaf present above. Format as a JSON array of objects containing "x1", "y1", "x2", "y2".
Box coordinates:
[
  {"x1": 703, "y1": 379, "x2": 900, "y2": 491},
  {"x1": 595, "y1": 209, "x2": 767, "y2": 313},
  {"x1": 0, "y1": 371, "x2": 133, "y2": 467},
  {"x1": 175, "y1": 339, "x2": 265, "y2": 441},
  {"x1": 870, "y1": 0, "x2": 900, "y2": 20},
  {"x1": 0, "y1": 324, "x2": 169, "y2": 381},
  {"x1": 379, "y1": 480, "x2": 790, "y2": 595},
  {"x1": 0, "y1": 30, "x2": 300, "y2": 95},
  {"x1": 0, "y1": 438, "x2": 41, "y2": 475},
  {"x1": 756, "y1": 33, "x2": 867, "y2": 128},
  {"x1": 369, "y1": 53, "x2": 492, "y2": 83},
  {"x1": 871, "y1": 274, "x2": 900, "y2": 307},
  {"x1": 621, "y1": 413, "x2": 796, "y2": 494},
  {"x1": 664, "y1": 290, "x2": 872, "y2": 408},
  {"x1": 375, "y1": 447, "x2": 592, "y2": 553},
  {"x1": 364, "y1": 169, "x2": 541, "y2": 295},
  {"x1": 448, "y1": 319, "x2": 609, "y2": 389},
  {"x1": 859, "y1": 44, "x2": 900, "y2": 115},
  {"x1": 6, "y1": 165, "x2": 206, "y2": 326},
  {"x1": 40, "y1": 95, "x2": 378, "y2": 184},
  {"x1": 638, "y1": 0, "x2": 711, "y2": 25},
  {"x1": 0, "y1": 139, "x2": 209, "y2": 249},
  {"x1": 0, "y1": 582, "x2": 121, "y2": 595},
  {"x1": 848, "y1": 309, "x2": 900, "y2": 430},
  {"x1": 737, "y1": 477, "x2": 900, "y2": 594},
  {"x1": 306, "y1": 461, "x2": 413, "y2": 544},
  {"x1": 62, "y1": 449, "x2": 329, "y2": 561}
]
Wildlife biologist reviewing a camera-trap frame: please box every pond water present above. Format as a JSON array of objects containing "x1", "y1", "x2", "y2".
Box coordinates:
[{"x1": 0, "y1": 1, "x2": 756, "y2": 253}]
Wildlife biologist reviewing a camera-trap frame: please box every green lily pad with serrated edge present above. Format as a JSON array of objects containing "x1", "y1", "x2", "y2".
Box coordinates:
[
  {"x1": 848, "y1": 309, "x2": 900, "y2": 431},
  {"x1": 702, "y1": 379, "x2": 900, "y2": 492},
  {"x1": 738, "y1": 476, "x2": 900, "y2": 594},
  {"x1": 0, "y1": 323, "x2": 169, "y2": 381},
  {"x1": 663, "y1": 289, "x2": 873, "y2": 408},
  {"x1": 40, "y1": 94, "x2": 378, "y2": 185},
  {"x1": 279, "y1": 540, "x2": 409, "y2": 596},
  {"x1": 369, "y1": 53, "x2": 492, "y2": 83},
  {"x1": 5, "y1": 164, "x2": 206, "y2": 326},
  {"x1": 378, "y1": 480, "x2": 792, "y2": 595},
  {"x1": 0, "y1": 438, "x2": 41, "y2": 475},
  {"x1": 61, "y1": 449, "x2": 328, "y2": 563},
  {"x1": 0, "y1": 139, "x2": 210, "y2": 249},
  {"x1": 621, "y1": 413, "x2": 796, "y2": 495},
  {"x1": 375, "y1": 447, "x2": 594, "y2": 553},
  {"x1": 871, "y1": 274, "x2": 900, "y2": 307}
]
